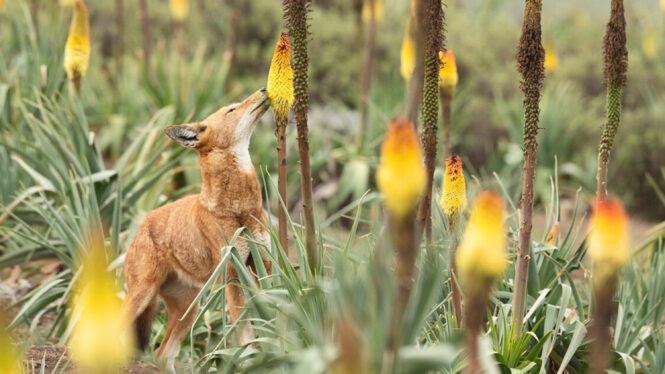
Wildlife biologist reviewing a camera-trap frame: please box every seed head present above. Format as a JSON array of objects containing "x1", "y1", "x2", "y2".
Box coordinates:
[
  {"x1": 64, "y1": 0, "x2": 90, "y2": 81},
  {"x1": 456, "y1": 191, "x2": 507, "y2": 283},
  {"x1": 544, "y1": 43, "x2": 559, "y2": 72},
  {"x1": 439, "y1": 155, "x2": 467, "y2": 226},
  {"x1": 267, "y1": 33, "x2": 295, "y2": 125},
  {"x1": 376, "y1": 116, "x2": 426, "y2": 217},
  {"x1": 438, "y1": 50, "x2": 458, "y2": 95},
  {"x1": 69, "y1": 235, "x2": 134, "y2": 373},
  {"x1": 587, "y1": 198, "x2": 630, "y2": 281},
  {"x1": 170, "y1": 0, "x2": 188, "y2": 21},
  {"x1": 400, "y1": 18, "x2": 415, "y2": 80},
  {"x1": 0, "y1": 313, "x2": 22, "y2": 374}
]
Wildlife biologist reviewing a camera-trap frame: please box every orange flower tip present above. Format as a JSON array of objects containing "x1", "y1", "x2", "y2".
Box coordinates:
[
  {"x1": 456, "y1": 191, "x2": 507, "y2": 282},
  {"x1": 376, "y1": 116, "x2": 426, "y2": 217},
  {"x1": 440, "y1": 154, "x2": 467, "y2": 223},
  {"x1": 588, "y1": 197, "x2": 630, "y2": 278}
]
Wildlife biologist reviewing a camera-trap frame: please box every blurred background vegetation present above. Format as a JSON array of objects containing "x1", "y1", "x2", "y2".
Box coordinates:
[
  {"x1": 2, "y1": 0, "x2": 663, "y2": 221},
  {"x1": 1, "y1": 0, "x2": 664, "y2": 372}
]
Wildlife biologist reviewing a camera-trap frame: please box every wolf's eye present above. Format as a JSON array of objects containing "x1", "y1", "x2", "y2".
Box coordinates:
[{"x1": 227, "y1": 108, "x2": 236, "y2": 114}]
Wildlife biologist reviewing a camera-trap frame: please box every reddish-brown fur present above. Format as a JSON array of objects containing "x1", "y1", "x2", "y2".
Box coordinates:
[{"x1": 122, "y1": 89, "x2": 272, "y2": 372}]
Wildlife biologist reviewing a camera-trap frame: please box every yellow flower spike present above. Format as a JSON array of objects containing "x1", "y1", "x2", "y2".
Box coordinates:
[
  {"x1": 0, "y1": 313, "x2": 23, "y2": 374},
  {"x1": 400, "y1": 18, "x2": 415, "y2": 81},
  {"x1": 439, "y1": 155, "x2": 467, "y2": 226},
  {"x1": 267, "y1": 33, "x2": 295, "y2": 124},
  {"x1": 60, "y1": 0, "x2": 77, "y2": 7},
  {"x1": 438, "y1": 50, "x2": 458, "y2": 95},
  {"x1": 69, "y1": 238, "x2": 134, "y2": 374},
  {"x1": 456, "y1": 191, "x2": 507, "y2": 282},
  {"x1": 376, "y1": 116, "x2": 426, "y2": 217},
  {"x1": 169, "y1": 0, "x2": 189, "y2": 22},
  {"x1": 64, "y1": 0, "x2": 90, "y2": 87},
  {"x1": 544, "y1": 43, "x2": 559, "y2": 72},
  {"x1": 362, "y1": 0, "x2": 384, "y2": 23},
  {"x1": 587, "y1": 198, "x2": 630, "y2": 281}
]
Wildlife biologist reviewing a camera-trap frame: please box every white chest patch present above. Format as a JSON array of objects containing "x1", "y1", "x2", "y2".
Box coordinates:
[{"x1": 232, "y1": 113, "x2": 256, "y2": 172}]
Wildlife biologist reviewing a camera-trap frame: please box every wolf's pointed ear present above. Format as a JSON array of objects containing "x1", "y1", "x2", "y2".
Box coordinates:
[{"x1": 164, "y1": 123, "x2": 207, "y2": 148}]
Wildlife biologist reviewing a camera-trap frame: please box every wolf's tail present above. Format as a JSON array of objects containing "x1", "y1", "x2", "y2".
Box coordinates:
[{"x1": 135, "y1": 297, "x2": 158, "y2": 351}]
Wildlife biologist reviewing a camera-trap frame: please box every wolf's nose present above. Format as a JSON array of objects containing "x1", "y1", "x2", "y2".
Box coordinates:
[{"x1": 259, "y1": 87, "x2": 266, "y2": 93}]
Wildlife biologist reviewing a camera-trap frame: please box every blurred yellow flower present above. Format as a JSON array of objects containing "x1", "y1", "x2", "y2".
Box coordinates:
[
  {"x1": 0, "y1": 313, "x2": 23, "y2": 374},
  {"x1": 69, "y1": 240, "x2": 134, "y2": 374},
  {"x1": 267, "y1": 33, "x2": 294, "y2": 124},
  {"x1": 642, "y1": 28, "x2": 657, "y2": 59},
  {"x1": 544, "y1": 43, "x2": 559, "y2": 72},
  {"x1": 362, "y1": 0, "x2": 384, "y2": 23},
  {"x1": 438, "y1": 50, "x2": 458, "y2": 95},
  {"x1": 64, "y1": 0, "x2": 90, "y2": 81},
  {"x1": 0, "y1": 0, "x2": 5, "y2": 13},
  {"x1": 439, "y1": 155, "x2": 467, "y2": 226},
  {"x1": 456, "y1": 191, "x2": 507, "y2": 282},
  {"x1": 661, "y1": 0, "x2": 665, "y2": 13},
  {"x1": 60, "y1": 0, "x2": 77, "y2": 7},
  {"x1": 169, "y1": 0, "x2": 188, "y2": 22},
  {"x1": 400, "y1": 18, "x2": 415, "y2": 80},
  {"x1": 376, "y1": 116, "x2": 426, "y2": 217},
  {"x1": 587, "y1": 198, "x2": 630, "y2": 280}
]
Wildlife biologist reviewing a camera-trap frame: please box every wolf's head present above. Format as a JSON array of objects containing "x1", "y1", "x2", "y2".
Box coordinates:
[{"x1": 165, "y1": 88, "x2": 270, "y2": 156}]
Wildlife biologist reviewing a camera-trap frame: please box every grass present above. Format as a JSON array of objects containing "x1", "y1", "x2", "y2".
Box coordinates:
[{"x1": 0, "y1": 0, "x2": 664, "y2": 373}]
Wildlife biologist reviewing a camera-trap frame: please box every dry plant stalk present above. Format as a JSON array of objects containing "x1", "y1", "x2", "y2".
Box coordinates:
[
  {"x1": 439, "y1": 155, "x2": 467, "y2": 324},
  {"x1": 416, "y1": 0, "x2": 444, "y2": 241},
  {"x1": 376, "y1": 116, "x2": 425, "y2": 372},
  {"x1": 596, "y1": 0, "x2": 628, "y2": 200},
  {"x1": 456, "y1": 192, "x2": 507, "y2": 374},
  {"x1": 512, "y1": 0, "x2": 545, "y2": 335},
  {"x1": 64, "y1": 0, "x2": 90, "y2": 95},
  {"x1": 587, "y1": 198, "x2": 629, "y2": 374},
  {"x1": 283, "y1": 0, "x2": 318, "y2": 272},
  {"x1": 439, "y1": 50, "x2": 458, "y2": 157},
  {"x1": 267, "y1": 33, "x2": 295, "y2": 253}
]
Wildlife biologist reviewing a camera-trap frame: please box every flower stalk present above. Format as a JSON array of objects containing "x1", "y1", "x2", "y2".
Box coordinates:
[
  {"x1": 170, "y1": 0, "x2": 188, "y2": 55},
  {"x1": 64, "y1": 0, "x2": 90, "y2": 95},
  {"x1": 403, "y1": 1, "x2": 426, "y2": 125},
  {"x1": 416, "y1": 0, "x2": 444, "y2": 241},
  {"x1": 439, "y1": 155, "x2": 467, "y2": 324},
  {"x1": 283, "y1": 0, "x2": 318, "y2": 273},
  {"x1": 587, "y1": 198, "x2": 630, "y2": 374},
  {"x1": 512, "y1": 0, "x2": 545, "y2": 335},
  {"x1": 456, "y1": 192, "x2": 507, "y2": 374},
  {"x1": 376, "y1": 116, "x2": 426, "y2": 373},
  {"x1": 267, "y1": 32, "x2": 295, "y2": 254},
  {"x1": 596, "y1": 0, "x2": 628, "y2": 200},
  {"x1": 356, "y1": 0, "x2": 377, "y2": 152},
  {"x1": 438, "y1": 50, "x2": 458, "y2": 158}
]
